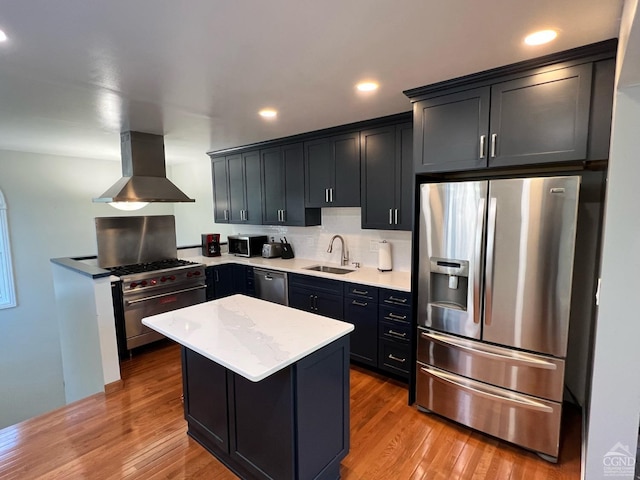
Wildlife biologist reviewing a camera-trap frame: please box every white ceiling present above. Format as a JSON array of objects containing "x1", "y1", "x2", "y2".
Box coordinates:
[{"x1": 0, "y1": 0, "x2": 624, "y2": 165}]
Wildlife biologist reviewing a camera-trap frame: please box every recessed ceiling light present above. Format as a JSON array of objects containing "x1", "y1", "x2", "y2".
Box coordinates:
[
  {"x1": 356, "y1": 82, "x2": 379, "y2": 92},
  {"x1": 0, "y1": 29, "x2": 7, "y2": 42},
  {"x1": 524, "y1": 30, "x2": 557, "y2": 46},
  {"x1": 259, "y1": 109, "x2": 277, "y2": 118}
]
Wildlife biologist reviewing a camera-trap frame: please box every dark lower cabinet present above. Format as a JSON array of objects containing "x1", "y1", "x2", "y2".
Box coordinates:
[
  {"x1": 377, "y1": 289, "x2": 413, "y2": 380},
  {"x1": 205, "y1": 265, "x2": 234, "y2": 299},
  {"x1": 343, "y1": 283, "x2": 378, "y2": 366},
  {"x1": 288, "y1": 274, "x2": 343, "y2": 320},
  {"x1": 181, "y1": 335, "x2": 350, "y2": 480},
  {"x1": 206, "y1": 264, "x2": 254, "y2": 300}
]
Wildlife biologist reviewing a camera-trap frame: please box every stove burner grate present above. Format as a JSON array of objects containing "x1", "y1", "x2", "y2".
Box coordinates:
[{"x1": 108, "y1": 258, "x2": 199, "y2": 277}]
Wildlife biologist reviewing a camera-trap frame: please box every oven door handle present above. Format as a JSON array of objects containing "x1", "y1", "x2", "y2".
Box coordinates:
[{"x1": 125, "y1": 285, "x2": 206, "y2": 306}]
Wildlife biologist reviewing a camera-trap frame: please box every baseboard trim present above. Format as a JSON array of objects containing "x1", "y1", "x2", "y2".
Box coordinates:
[{"x1": 104, "y1": 380, "x2": 124, "y2": 395}]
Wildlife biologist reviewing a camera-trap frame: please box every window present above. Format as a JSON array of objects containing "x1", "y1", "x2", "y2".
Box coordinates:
[{"x1": 0, "y1": 189, "x2": 16, "y2": 309}]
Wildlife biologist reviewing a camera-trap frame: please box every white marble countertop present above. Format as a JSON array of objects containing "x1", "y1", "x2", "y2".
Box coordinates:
[
  {"x1": 181, "y1": 252, "x2": 412, "y2": 292},
  {"x1": 142, "y1": 294, "x2": 354, "y2": 382}
]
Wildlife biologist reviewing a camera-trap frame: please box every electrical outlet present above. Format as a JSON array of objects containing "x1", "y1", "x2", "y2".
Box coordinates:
[{"x1": 370, "y1": 240, "x2": 379, "y2": 252}]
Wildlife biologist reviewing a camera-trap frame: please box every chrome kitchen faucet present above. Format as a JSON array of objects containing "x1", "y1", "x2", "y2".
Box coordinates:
[{"x1": 327, "y1": 235, "x2": 349, "y2": 266}]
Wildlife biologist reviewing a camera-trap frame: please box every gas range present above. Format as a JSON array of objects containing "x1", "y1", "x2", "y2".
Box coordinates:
[{"x1": 108, "y1": 258, "x2": 205, "y2": 293}]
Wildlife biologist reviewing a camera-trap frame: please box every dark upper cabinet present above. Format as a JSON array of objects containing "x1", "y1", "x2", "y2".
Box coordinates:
[
  {"x1": 227, "y1": 151, "x2": 262, "y2": 224},
  {"x1": 261, "y1": 144, "x2": 321, "y2": 226},
  {"x1": 412, "y1": 63, "x2": 596, "y2": 173},
  {"x1": 488, "y1": 63, "x2": 592, "y2": 168},
  {"x1": 212, "y1": 158, "x2": 230, "y2": 223},
  {"x1": 304, "y1": 132, "x2": 360, "y2": 207},
  {"x1": 361, "y1": 122, "x2": 413, "y2": 230},
  {"x1": 413, "y1": 88, "x2": 490, "y2": 173}
]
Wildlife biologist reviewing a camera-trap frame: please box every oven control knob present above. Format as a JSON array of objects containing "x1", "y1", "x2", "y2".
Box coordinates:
[
  {"x1": 150, "y1": 279, "x2": 157, "y2": 286},
  {"x1": 169, "y1": 275, "x2": 176, "y2": 281},
  {"x1": 160, "y1": 276, "x2": 166, "y2": 282},
  {"x1": 140, "y1": 280, "x2": 148, "y2": 287},
  {"x1": 130, "y1": 282, "x2": 137, "y2": 289},
  {"x1": 194, "y1": 270, "x2": 201, "y2": 276},
  {"x1": 187, "y1": 272, "x2": 193, "y2": 278}
]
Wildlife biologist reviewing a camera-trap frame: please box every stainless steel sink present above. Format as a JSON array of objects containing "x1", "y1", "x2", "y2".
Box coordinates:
[{"x1": 304, "y1": 265, "x2": 354, "y2": 275}]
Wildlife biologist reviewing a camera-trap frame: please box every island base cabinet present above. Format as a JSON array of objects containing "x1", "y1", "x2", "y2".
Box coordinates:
[{"x1": 181, "y1": 335, "x2": 350, "y2": 480}]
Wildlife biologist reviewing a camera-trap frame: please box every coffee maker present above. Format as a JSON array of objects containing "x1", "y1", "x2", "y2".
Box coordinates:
[{"x1": 201, "y1": 233, "x2": 221, "y2": 257}]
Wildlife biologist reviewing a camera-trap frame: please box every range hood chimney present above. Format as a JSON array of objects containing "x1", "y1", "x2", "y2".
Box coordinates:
[{"x1": 93, "y1": 131, "x2": 195, "y2": 205}]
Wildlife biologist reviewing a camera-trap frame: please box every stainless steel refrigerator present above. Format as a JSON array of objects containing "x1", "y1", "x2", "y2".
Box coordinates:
[{"x1": 415, "y1": 175, "x2": 580, "y2": 461}]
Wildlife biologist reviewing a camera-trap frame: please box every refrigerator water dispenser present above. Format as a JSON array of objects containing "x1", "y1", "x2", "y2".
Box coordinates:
[{"x1": 429, "y1": 258, "x2": 469, "y2": 311}]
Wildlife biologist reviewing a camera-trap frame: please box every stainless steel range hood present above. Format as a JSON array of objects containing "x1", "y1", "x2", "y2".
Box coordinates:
[{"x1": 93, "y1": 131, "x2": 195, "y2": 204}]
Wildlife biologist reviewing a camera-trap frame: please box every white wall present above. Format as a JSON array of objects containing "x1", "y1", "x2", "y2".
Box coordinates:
[
  {"x1": 584, "y1": 1, "x2": 640, "y2": 476},
  {"x1": 0, "y1": 149, "x2": 173, "y2": 429}
]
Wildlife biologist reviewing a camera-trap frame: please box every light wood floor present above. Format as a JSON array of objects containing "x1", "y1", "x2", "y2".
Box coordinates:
[{"x1": 0, "y1": 341, "x2": 582, "y2": 479}]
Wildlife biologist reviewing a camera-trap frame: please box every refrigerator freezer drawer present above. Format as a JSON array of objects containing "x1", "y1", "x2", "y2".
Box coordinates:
[
  {"x1": 416, "y1": 364, "x2": 562, "y2": 459},
  {"x1": 417, "y1": 329, "x2": 565, "y2": 401}
]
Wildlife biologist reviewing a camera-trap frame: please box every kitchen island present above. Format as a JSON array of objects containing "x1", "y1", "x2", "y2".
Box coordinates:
[{"x1": 142, "y1": 294, "x2": 354, "y2": 480}]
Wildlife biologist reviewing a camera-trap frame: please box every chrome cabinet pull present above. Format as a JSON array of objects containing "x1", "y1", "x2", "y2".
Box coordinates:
[
  {"x1": 389, "y1": 208, "x2": 393, "y2": 225},
  {"x1": 385, "y1": 296, "x2": 407, "y2": 304},
  {"x1": 352, "y1": 289, "x2": 368, "y2": 295},
  {"x1": 325, "y1": 188, "x2": 329, "y2": 203},
  {"x1": 351, "y1": 300, "x2": 368, "y2": 307},
  {"x1": 490, "y1": 133, "x2": 497, "y2": 158},
  {"x1": 394, "y1": 209, "x2": 398, "y2": 225},
  {"x1": 329, "y1": 188, "x2": 334, "y2": 203},
  {"x1": 388, "y1": 329, "x2": 407, "y2": 338},
  {"x1": 479, "y1": 134, "x2": 486, "y2": 159},
  {"x1": 224, "y1": 209, "x2": 228, "y2": 221},
  {"x1": 309, "y1": 294, "x2": 314, "y2": 310},
  {"x1": 388, "y1": 354, "x2": 406, "y2": 363},
  {"x1": 314, "y1": 295, "x2": 318, "y2": 310},
  {"x1": 386, "y1": 312, "x2": 407, "y2": 321}
]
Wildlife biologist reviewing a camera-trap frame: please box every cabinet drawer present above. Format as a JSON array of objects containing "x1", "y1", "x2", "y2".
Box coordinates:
[
  {"x1": 379, "y1": 289, "x2": 411, "y2": 307},
  {"x1": 378, "y1": 339, "x2": 410, "y2": 377},
  {"x1": 416, "y1": 364, "x2": 562, "y2": 459},
  {"x1": 344, "y1": 283, "x2": 378, "y2": 301},
  {"x1": 379, "y1": 305, "x2": 410, "y2": 324},
  {"x1": 379, "y1": 320, "x2": 411, "y2": 343},
  {"x1": 417, "y1": 329, "x2": 565, "y2": 401},
  {"x1": 289, "y1": 273, "x2": 342, "y2": 295}
]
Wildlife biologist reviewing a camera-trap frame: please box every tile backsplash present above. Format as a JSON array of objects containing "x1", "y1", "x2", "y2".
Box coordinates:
[{"x1": 213, "y1": 207, "x2": 412, "y2": 272}]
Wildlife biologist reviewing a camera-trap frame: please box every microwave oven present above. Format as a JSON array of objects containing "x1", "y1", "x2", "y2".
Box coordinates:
[{"x1": 228, "y1": 234, "x2": 268, "y2": 257}]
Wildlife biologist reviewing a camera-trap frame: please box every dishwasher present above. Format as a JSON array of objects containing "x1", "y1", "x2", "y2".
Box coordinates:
[{"x1": 254, "y1": 268, "x2": 289, "y2": 306}]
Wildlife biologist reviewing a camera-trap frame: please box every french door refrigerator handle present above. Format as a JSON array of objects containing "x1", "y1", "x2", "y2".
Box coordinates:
[
  {"x1": 420, "y1": 331, "x2": 557, "y2": 370},
  {"x1": 473, "y1": 197, "x2": 486, "y2": 324},
  {"x1": 419, "y1": 366, "x2": 553, "y2": 413},
  {"x1": 484, "y1": 197, "x2": 497, "y2": 326}
]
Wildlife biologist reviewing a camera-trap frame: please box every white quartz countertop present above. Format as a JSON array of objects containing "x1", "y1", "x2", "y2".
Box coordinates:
[
  {"x1": 181, "y1": 253, "x2": 411, "y2": 292},
  {"x1": 142, "y1": 294, "x2": 354, "y2": 382}
]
